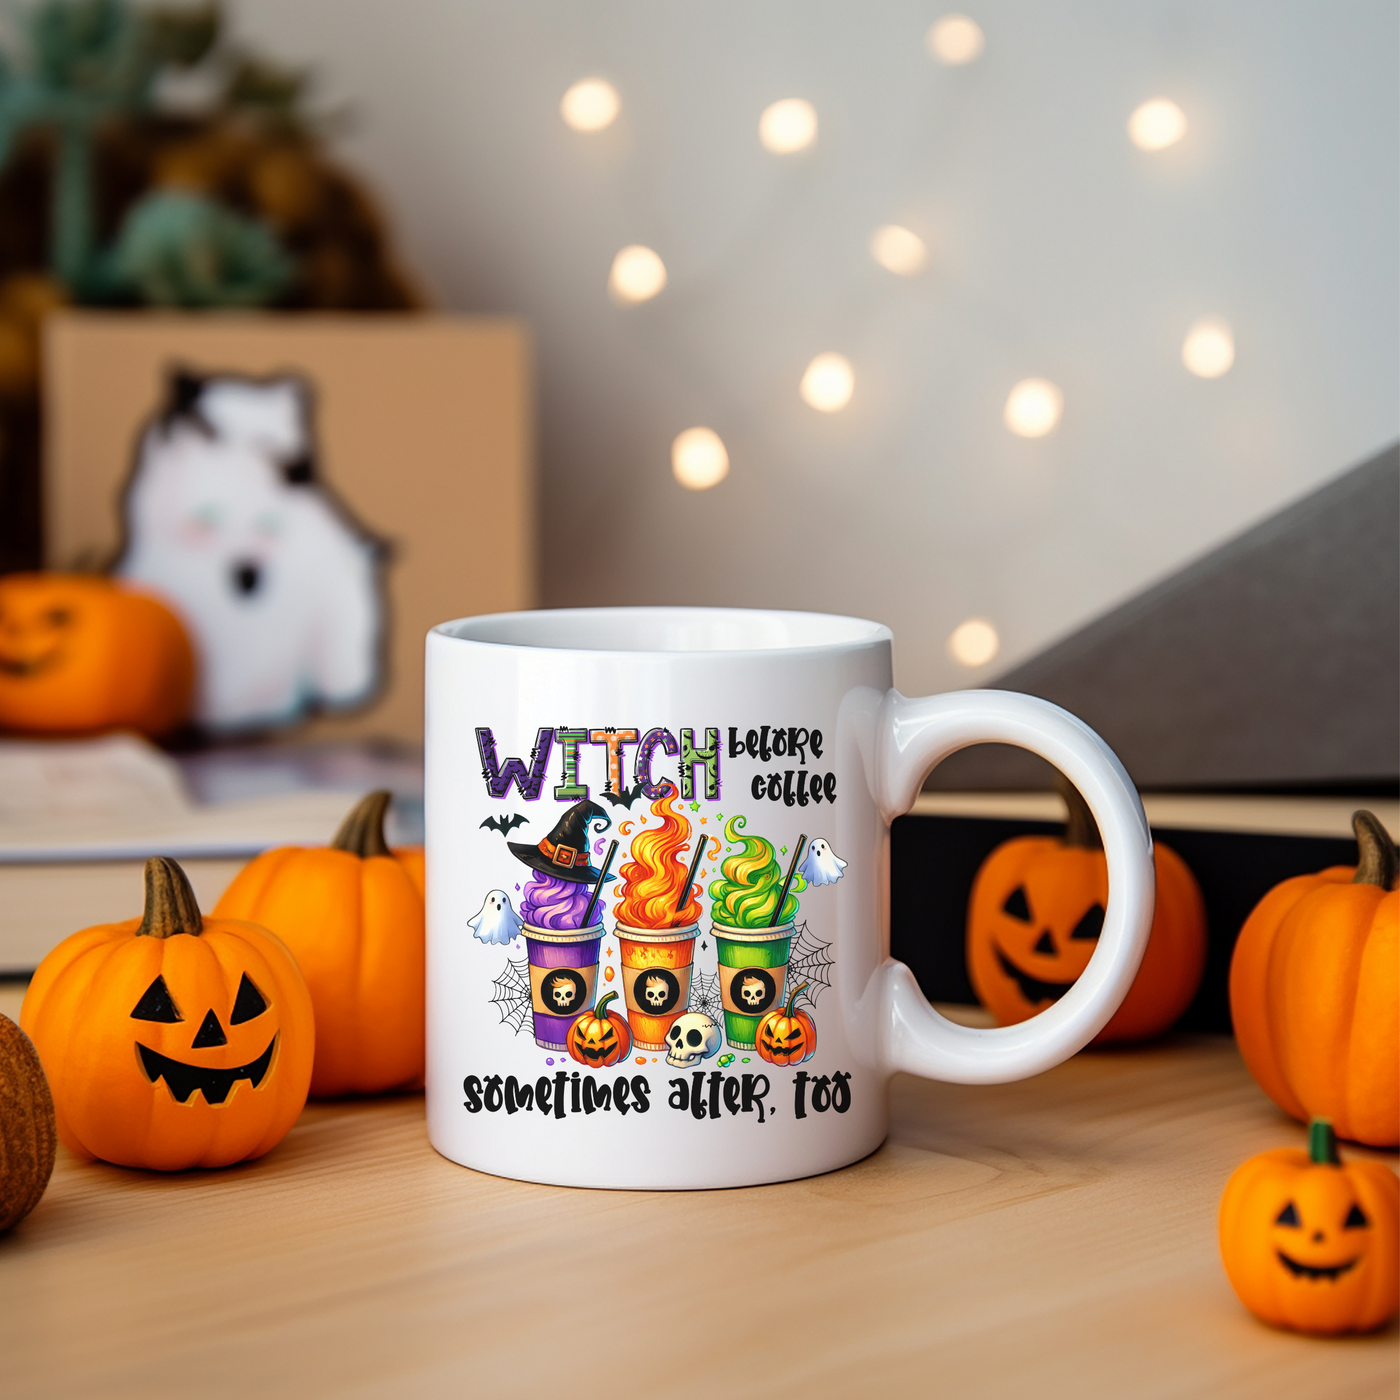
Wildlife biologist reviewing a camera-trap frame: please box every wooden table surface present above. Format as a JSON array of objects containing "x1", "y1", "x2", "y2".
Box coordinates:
[{"x1": 1, "y1": 985, "x2": 1394, "y2": 1400}]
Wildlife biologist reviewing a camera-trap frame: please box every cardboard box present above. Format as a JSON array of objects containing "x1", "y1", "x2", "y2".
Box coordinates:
[{"x1": 43, "y1": 312, "x2": 535, "y2": 742}]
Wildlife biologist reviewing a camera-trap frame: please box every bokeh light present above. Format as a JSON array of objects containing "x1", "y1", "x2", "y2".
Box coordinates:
[
  {"x1": 926, "y1": 15, "x2": 986, "y2": 65},
  {"x1": 1128, "y1": 98, "x2": 1187, "y2": 151},
  {"x1": 608, "y1": 245, "x2": 667, "y2": 303},
  {"x1": 800, "y1": 353, "x2": 855, "y2": 412},
  {"x1": 1003, "y1": 378, "x2": 1064, "y2": 437},
  {"x1": 870, "y1": 224, "x2": 927, "y2": 276},
  {"x1": 560, "y1": 79, "x2": 621, "y2": 132},
  {"x1": 759, "y1": 98, "x2": 818, "y2": 154},
  {"x1": 1182, "y1": 318, "x2": 1235, "y2": 378},
  {"x1": 948, "y1": 618, "x2": 1000, "y2": 667},
  {"x1": 672, "y1": 427, "x2": 729, "y2": 490}
]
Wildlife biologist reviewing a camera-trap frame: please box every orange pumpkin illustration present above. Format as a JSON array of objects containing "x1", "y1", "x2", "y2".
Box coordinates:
[
  {"x1": 566, "y1": 991, "x2": 632, "y2": 1068},
  {"x1": 0, "y1": 572, "x2": 194, "y2": 737},
  {"x1": 214, "y1": 791, "x2": 425, "y2": 1098},
  {"x1": 754, "y1": 981, "x2": 816, "y2": 1065},
  {"x1": 1229, "y1": 810, "x2": 1398, "y2": 1147},
  {"x1": 1219, "y1": 1119, "x2": 1399, "y2": 1335},
  {"x1": 966, "y1": 779, "x2": 1207, "y2": 1043},
  {"x1": 22, "y1": 857, "x2": 314, "y2": 1170}
]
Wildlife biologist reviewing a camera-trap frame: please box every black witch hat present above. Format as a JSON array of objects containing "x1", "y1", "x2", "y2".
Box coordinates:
[{"x1": 508, "y1": 799, "x2": 611, "y2": 883}]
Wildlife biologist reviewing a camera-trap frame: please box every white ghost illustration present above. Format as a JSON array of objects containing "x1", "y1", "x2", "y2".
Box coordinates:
[
  {"x1": 468, "y1": 890, "x2": 522, "y2": 945},
  {"x1": 798, "y1": 837, "x2": 847, "y2": 887}
]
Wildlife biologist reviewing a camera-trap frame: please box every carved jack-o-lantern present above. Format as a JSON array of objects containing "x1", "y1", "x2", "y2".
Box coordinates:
[
  {"x1": 566, "y1": 991, "x2": 632, "y2": 1068},
  {"x1": 21, "y1": 857, "x2": 314, "y2": 1170},
  {"x1": 0, "y1": 572, "x2": 194, "y2": 737},
  {"x1": 1219, "y1": 1120, "x2": 1399, "y2": 1334},
  {"x1": 966, "y1": 779, "x2": 1207, "y2": 1044},
  {"x1": 754, "y1": 981, "x2": 817, "y2": 1066}
]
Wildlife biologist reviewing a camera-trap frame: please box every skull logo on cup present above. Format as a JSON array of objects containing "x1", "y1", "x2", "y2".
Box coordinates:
[{"x1": 665, "y1": 1012, "x2": 721, "y2": 1068}]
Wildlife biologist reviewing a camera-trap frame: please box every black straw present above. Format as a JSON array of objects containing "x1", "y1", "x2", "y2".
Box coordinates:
[
  {"x1": 769, "y1": 835, "x2": 807, "y2": 927},
  {"x1": 581, "y1": 840, "x2": 618, "y2": 928},
  {"x1": 674, "y1": 841, "x2": 707, "y2": 924}
]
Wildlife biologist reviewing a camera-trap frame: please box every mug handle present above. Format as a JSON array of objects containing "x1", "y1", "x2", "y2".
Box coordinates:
[{"x1": 871, "y1": 689, "x2": 1155, "y2": 1084}]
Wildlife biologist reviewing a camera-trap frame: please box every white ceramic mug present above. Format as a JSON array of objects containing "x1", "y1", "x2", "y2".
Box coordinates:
[{"x1": 425, "y1": 607, "x2": 1154, "y2": 1189}]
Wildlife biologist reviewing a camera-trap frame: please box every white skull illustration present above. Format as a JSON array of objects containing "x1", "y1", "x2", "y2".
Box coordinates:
[
  {"x1": 643, "y1": 974, "x2": 670, "y2": 1009},
  {"x1": 738, "y1": 974, "x2": 768, "y2": 1009},
  {"x1": 550, "y1": 980, "x2": 578, "y2": 1011},
  {"x1": 665, "y1": 1012, "x2": 721, "y2": 1068}
]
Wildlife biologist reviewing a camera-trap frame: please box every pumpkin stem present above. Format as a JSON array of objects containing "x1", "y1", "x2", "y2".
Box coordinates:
[
  {"x1": 137, "y1": 857, "x2": 203, "y2": 939},
  {"x1": 332, "y1": 790, "x2": 393, "y2": 858},
  {"x1": 1351, "y1": 810, "x2": 1398, "y2": 891},
  {"x1": 1055, "y1": 774, "x2": 1102, "y2": 850},
  {"x1": 1308, "y1": 1118, "x2": 1341, "y2": 1166},
  {"x1": 593, "y1": 990, "x2": 619, "y2": 1020},
  {"x1": 782, "y1": 981, "x2": 810, "y2": 1018}
]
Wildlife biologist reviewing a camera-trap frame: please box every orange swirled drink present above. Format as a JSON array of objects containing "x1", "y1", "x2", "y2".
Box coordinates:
[{"x1": 612, "y1": 790, "x2": 703, "y2": 1049}]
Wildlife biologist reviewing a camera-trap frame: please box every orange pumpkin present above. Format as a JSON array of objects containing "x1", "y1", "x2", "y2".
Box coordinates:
[
  {"x1": 1219, "y1": 1119, "x2": 1399, "y2": 1335},
  {"x1": 754, "y1": 981, "x2": 817, "y2": 1065},
  {"x1": 1229, "y1": 810, "x2": 1398, "y2": 1147},
  {"x1": 21, "y1": 857, "x2": 313, "y2": 1170},
  {"x1": 213, "y1": 790, "x2": 425, "y2": 1098},
  {"x1": 0, "y1": 572, "x2": 194, "y2": 737},
  {"x1": 566, "y1": 991, "x2": 632, "y2": 1068},
  {"x1": 966, "y1": 779, "x2": 1207, "y2": 1043},
  {"x1": 0, "y1": 1011, "x2": 56, "y2": 1231}
]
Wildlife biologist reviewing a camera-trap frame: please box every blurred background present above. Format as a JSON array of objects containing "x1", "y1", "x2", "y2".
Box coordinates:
[
  {"x1": 0, "y1": 0, "x2": 1395, "y2": 1013},
  {"x1": 227, "y1": 0, "x2": 1398, "y2": 695}
]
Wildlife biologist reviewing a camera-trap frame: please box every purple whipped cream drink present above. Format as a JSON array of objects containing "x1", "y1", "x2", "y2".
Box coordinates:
[
  {"x1": 521, "y1": 873, "x2": 604, "y2": 1048},
  {"x1": 521, "y1": 873, "x2": 594, "y2": 930}
]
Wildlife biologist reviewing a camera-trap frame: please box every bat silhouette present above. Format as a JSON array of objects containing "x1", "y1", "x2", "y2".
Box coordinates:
[
  {"x1": 480, "y1": 813, "x2": 529, "y2": 836},
  {"x1": 601, "y1": 782, "x2": 646, "y2": 809}
]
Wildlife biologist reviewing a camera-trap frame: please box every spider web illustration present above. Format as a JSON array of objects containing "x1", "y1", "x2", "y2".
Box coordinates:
[
  {"x1": 788, "y1": 923, "x2": 834, "y2": 1009},
  {"x1": 490, "y1": 956, "x2": 532, "y2": 1035},
  {"x1": 687, "y1": 969, "x2": 723, "y2": 1022}
]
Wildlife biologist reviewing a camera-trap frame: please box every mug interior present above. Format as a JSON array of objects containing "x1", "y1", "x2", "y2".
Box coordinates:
[{"x1": 435, "y1": 606, "x2": 889, "y2": 655}]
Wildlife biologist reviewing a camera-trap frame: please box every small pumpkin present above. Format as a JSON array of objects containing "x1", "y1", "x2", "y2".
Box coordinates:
[
  {"x1": 754, "y1": 981, "x2": 817, "y2": 1066},
  {"x1": 966, "y1": 778, "x2": 1207, "y2": 1043},
  {"x1": 213, "y1": 791, "x2": 425, "y2": 1098},
  {"x1": 566, "y1": 991, "x2": 632, "y2": 1068},
  {"x1": 1219, "y1": 1119, "x2": 1399, "y2": 1335},
  {"x1": 21, "y1": 857, "x2": 313, "y2": 1170},
  {"x1": 1229, "y1": 810, "x2": 1398, "y2": 1147},
  {"x1": 0, "y1": 572, "x2": 195, "y2": 737},
  {"x1": 0, "y1": 1011, "x2": 56, "y2": 1231}
]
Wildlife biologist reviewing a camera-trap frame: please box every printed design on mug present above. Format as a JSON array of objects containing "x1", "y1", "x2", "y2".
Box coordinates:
[{"x1": 467, "y1": 724, "x2": 844, "y2": 1113}]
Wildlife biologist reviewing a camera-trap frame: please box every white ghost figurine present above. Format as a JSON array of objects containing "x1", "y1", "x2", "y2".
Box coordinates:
[
  {"x1": 468, "y1": 890, "x2": 522, "y2": 946},
  {"x1": 798, "y1": 837, "x2": 847, "y2": 887}
]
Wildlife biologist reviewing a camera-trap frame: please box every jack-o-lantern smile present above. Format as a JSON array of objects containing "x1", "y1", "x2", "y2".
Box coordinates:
[
  {"x1": 993, "y1": 944, "x2": 1075, "y2": 1005},
  {"x1": 137, "y1": 1038, "x2": 277, "y2": 1104},
  {"x1": 0, "y1": 602, "x2": 71, "y2": 676}
]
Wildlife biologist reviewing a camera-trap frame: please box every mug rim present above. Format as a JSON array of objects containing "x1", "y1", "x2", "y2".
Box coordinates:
[{"x1": 430, "y1": 606, "x2": 892, "y2": 659}]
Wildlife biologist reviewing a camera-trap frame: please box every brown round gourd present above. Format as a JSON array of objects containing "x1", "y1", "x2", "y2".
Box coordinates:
[{"x1": 0, "y1": 1011, "x2": 56, "y2": 1230}]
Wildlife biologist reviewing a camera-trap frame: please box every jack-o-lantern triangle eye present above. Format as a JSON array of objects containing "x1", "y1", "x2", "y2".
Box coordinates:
[
  {"x1": 1344, "y1": 1204, "x2": 1369, "y2": 1229},
  {"x1": 1276, "y1": 1201, "x2": 1301, "y2": 1227},
  {"x1": 131, "y1": 975, "x2": 182, "y2": 1022},
  {"x1": 1070, "y1": 904, "x2": 1105, "y2": 940},
  {"x1": 230, "y1": 973, "x2": 269, "y2": 1025},
  {"x1": 1002, "y1": 886, "x2": 1032, "y2": 921}
]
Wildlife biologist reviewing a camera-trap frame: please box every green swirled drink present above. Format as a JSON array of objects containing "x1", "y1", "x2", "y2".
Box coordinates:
[{"x1": 707, "y1": 815, "x2": 807, "y2": 1049}]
